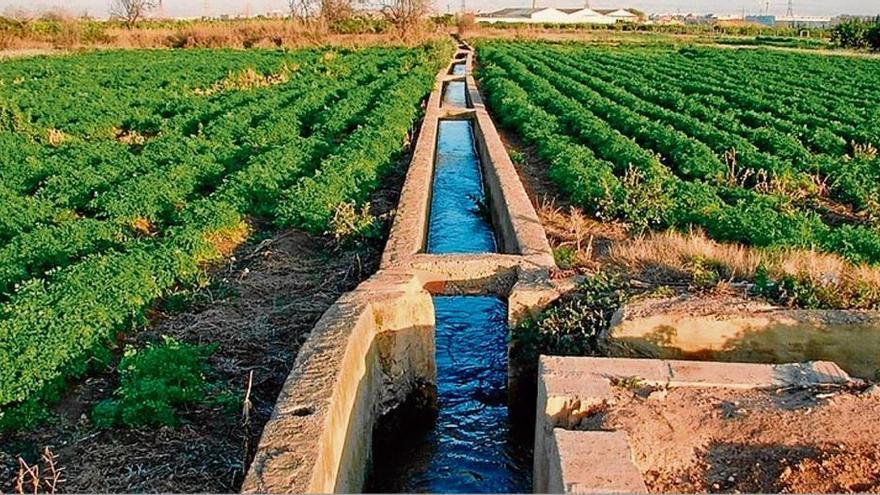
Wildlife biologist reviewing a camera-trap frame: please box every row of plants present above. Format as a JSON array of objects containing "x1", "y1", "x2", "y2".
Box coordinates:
[
  {"x1": 0, "y1": 49, "x2": 411, "y2": 300},
  {"x1": 0, "y1": 42, "x2": 450, "y2": 428},
  {"x1": 476, "y1": 42, "x2": 880, "y2": 265},
  {"x1": 519, "y1": 44, "x2": 880, "y2": 218}
]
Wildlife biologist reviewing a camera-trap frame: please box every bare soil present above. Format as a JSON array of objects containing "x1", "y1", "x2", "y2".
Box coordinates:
[
  {"x1": 0, "y1": 155, "x2": 408, "y2": 493},
  {"x1": 600, "y1": 385, "x2": 880, "y2": 493}
]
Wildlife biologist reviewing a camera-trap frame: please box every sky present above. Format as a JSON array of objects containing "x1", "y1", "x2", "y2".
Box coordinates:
[{"x1": 2, "y1": 0, "x2": 878, "y2": 19}]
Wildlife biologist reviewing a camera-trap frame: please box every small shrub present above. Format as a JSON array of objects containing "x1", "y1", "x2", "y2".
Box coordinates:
[
  {"x1": 92, "y1": 336, "x2": 217, "y2": 428},
  {"x1": 329, "y1": 201, "x2": 381, "y2": 244},
  {"x1": 507, "y1": 148, "x2": 525, "y2": 165},
  {"x1": 512, "y1": 271, "x2": 628, "y2": 363},
  {"x1": 553, "y1": 246, "x2": 576, "y2": 269}
]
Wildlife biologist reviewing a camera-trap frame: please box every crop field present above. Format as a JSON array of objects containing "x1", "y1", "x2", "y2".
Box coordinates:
[
  {"x1": 477, "y1": 41, "x2": 880, "y2": 266},
  {"x1": 0, "y1": 45, "x2": 445, "y2": 424}
]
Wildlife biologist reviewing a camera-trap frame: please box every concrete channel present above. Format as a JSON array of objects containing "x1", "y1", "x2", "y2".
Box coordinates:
[{"x1": 242, "y1": 43, "x2": 562, "y2": 493}]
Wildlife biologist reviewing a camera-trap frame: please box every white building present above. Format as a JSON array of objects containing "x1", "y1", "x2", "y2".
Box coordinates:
[
  {"x1": 593, "y1": 8, "x2": 639, "y2": 21},
  {"x1": 476, "y1": 6, "x2": 638, "y2": 24},
  {"x1": 476, "y1": 7, "x2": 571, "y2": 23},
  {"x1": 559, "y1": 7, "x2": 618, "y2": 24}
]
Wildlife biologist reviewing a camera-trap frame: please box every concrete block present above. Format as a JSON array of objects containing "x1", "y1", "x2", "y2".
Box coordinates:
[{"x1": 548, "y1": 430, "x2": 647, "y2": 494}]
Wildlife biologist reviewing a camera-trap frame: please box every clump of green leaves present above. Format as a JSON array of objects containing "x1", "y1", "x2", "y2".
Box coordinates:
[
  {"x1": 553, "y1": 246, "x2": 576, "y2": 270},
  {"x1": 512, "y1": 271, "x2": 629, "y2": 364},
  {"x1": 507, "y1": 148, "x2": 525, "y2": 165},
  {"x1": 92, "y1": 337, "x2": 218, "y2": 428}
]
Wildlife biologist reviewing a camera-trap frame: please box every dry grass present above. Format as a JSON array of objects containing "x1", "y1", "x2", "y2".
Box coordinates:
[
  {"x1": 537, "y1": 199, "x2": 880, "y2": 296},
  {"x1": 0, "y1": 18, "x2": 446, "y2": 53},
  {"x1": 194, "y1": 64, "x2": 297, "y2": 95},
  {"x1": 15, "y1": 448, "x2": 64, "y2": 495}
]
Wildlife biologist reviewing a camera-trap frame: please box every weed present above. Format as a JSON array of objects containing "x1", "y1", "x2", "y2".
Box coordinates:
[
  {"x1": 507, "y1": 148, "x2": 525, "y2": 165},
  {"x1": 512, "y1": 271, "x2": 629, "y2": 363},
  {"x1": 15, "y1": 447, "x2": 64, "y2": 495},
  {"x1": 329, "y1": 201, "x2": 381, "y2": 245},
  {"x1": 553, "y1": 246, "x2": 576, "y2": 270},
  {"x1": 611, "y1": 375, "x2": 645, "y2": 390}
]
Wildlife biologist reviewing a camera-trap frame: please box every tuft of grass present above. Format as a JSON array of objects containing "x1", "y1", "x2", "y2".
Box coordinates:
[
  {"x1": 611, "y1": 375, "x2": 645, "y2": 390},
  {"x1": 609, "y1": 229, "x2": 880, "y2": 309}
]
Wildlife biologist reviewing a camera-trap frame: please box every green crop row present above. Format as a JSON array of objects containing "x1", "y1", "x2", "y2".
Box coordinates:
[
  {"x1": 477, "y1": 41, "x2": 880, "y2": 265},
  {"x1": 0, "y1": 42, "x2": 450, "y2": 424}
]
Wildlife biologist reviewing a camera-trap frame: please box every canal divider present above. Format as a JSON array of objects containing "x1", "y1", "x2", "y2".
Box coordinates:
[{"x1": 242, "y1": 42, "x2": 563, "y2": 494}]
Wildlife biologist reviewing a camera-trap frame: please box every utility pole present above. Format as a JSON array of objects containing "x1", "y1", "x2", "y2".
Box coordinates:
[{"x1": 785, "y1": 0, "x2": 793, "y2": 17}]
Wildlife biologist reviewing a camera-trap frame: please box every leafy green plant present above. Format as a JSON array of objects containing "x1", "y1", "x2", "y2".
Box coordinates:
[
  {"x1": 512, "y1": 271, "x2": 628, "y2": 363},
  {"x1": 92, "y1": 337, "x2": 218, "y2": 428},
  {"x1": 507, "y1": 148, "x2": 525, "y2": 165},
  {"x1": 553, "y1": 246, "x2": 576, "y2": 269},
  {"x1": 0, "y1": 44, "x2": 449, "y2": 424}
]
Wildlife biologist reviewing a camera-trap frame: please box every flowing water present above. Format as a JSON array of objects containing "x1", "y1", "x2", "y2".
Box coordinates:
[
  {"x1": 426, "y1": 120, "x2": 496, "y2": 254},
  {"x1": 451, "y1": 62, "x2": 466, "y2": 75},
  {"x1": 366, "y1": 296, "x2": 532, "y2": 493},
  {"x1": 442, "y1": 80, "x2": 468, "y2": 108}
]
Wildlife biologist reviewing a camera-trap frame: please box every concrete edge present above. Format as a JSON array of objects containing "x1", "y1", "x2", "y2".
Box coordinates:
[
  {"x1": 466, "y1": 50, "x2": 556, "y2": 267},
  {"x1": 533, "y1": 356, "x2": 859, "y2": 494}
]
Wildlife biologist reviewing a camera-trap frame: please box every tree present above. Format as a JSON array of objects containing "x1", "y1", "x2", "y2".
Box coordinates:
[
  {"x1": 830, "y1": 18, "x2": 868, "y2": 48},
  {"x1": 288, "y1": 0, "x2": 353, "y2": 25},
  {"x1": 380, "y1": 0, "x2": 430, "y2": 32},
  {"x1": 2, "y1": 6, "x2": 36, "y2": 28},
  {"x1": 109, "y1": 0, "x2": 157, "y2": 28},
  {"x1": 867, "y1": 23, "x2": 880, "y2": 51}
]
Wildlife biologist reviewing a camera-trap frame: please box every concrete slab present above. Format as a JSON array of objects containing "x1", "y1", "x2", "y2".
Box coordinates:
[
  {"x1": 607, "y1": 294, "x2": 880, "y2": 379},
  {"x1": 548, "y1": 430, "x2": 647, "y2": 494}
]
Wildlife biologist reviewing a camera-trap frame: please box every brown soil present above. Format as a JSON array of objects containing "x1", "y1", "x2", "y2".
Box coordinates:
[
  {"x1": 0, "y1": 153, "x2": 408, "y2": 494},
  {"x1": 600, "y1": 385, "x2": 880, "y2": 493}
]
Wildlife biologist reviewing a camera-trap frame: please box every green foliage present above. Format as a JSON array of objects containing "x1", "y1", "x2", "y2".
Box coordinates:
[
  {"x1": 867, "y1": 23, "x2": 880, "y2": 51},
  {"x1": 0, "y1": 44, "x2": 448, "y2": 424},
  {"x1": 329, "y1": 202, "x2": 382, "y2": 244},
  {"x1": 92, "y1": 337, "x2": 217, "y2": 428},
  {"x1": 507, "y1": 148, "x2": 525, "y2": 165},
  {"x1": 831, "y1": 19, "x2": 871, "y2": 48},
  {"x1": 753, "y1": 265, "x2": 880, "y2": 309},
  {"x1": 553, "y1": 246, "x2": 576, "y2": 269},
  {"x1": 512, "y1": 272, "x2": 628, "y2": 363},
  {"x1": 477, "y1": 40, "x2": 880, "y2": 265}
]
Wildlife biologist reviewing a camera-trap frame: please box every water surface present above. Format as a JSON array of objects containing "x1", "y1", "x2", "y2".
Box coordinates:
[
  {"x1": 427, "y1": 120, "x2": 496, "y2": 254},
  {"x1": 367, "y1": 296, "x2": 532, "y2": 493},
  {"x1": 442, "y1": 80, "x2": 468, "y2": 108}
]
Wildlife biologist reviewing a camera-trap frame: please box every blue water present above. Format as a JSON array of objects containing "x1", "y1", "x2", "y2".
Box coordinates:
[
  {"x1": 427, "y1": 120, "x2": 496, "y2": 254},
  {"x1": 451, "y1": 62, "x2": 466, "y2": 75},
  {"x1": 442, "y1": 81, "x2": 468, "y2": 108},
  {"x1": 367, "y1": 297, "x2": 532, "y2": 493}
]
